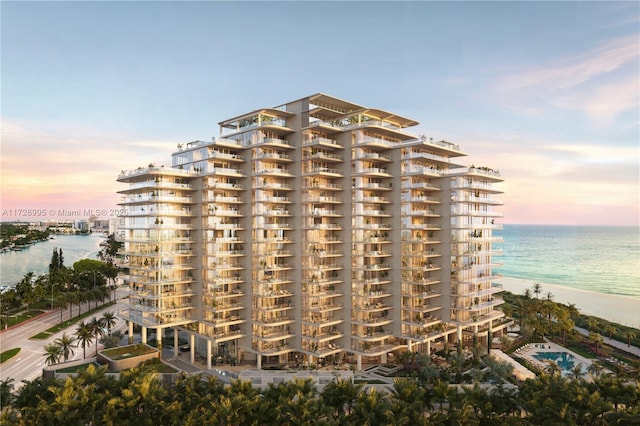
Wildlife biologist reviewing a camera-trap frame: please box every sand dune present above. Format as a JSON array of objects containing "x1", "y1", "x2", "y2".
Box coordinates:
[{"x1": 497, "y1": 276, "x2": 640, "y2": 329}]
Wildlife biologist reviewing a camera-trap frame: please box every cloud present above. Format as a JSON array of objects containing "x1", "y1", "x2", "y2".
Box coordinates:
[
  {"x1": 498, "y1": 35, "x2": 640, "y2": 123},
  {"x1": 0, "y1": 119, "x2": 174, "y2": 215},
  {"x1": 504, "y1": 35, "x2": 638, "y2": 92},
  {"x1": 552, "y1": 75, "x2": 639, "y2": 126}
]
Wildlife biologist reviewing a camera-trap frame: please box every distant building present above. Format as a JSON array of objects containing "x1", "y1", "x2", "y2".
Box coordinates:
[
  {"x1": 76, "y1": 220, "x2": 89, "y2": 233},
  {"x1": 109, "y1": 218, "x2": 124, "y2": 239},
  {"x1": 92, "y1": 219, "x2": 110, "y2": 232},
  {"x1": 116, "y1": 94, "x2": 508, "y2": 370}
]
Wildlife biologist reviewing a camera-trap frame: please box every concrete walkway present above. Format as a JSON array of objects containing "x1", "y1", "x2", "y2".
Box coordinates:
[{"x1": 574, "y1": 326, "x2": 640, "y2": 357}]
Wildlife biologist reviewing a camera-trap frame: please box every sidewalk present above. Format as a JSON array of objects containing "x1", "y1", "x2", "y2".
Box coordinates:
[{"x1": 574, "y1": 326, "x2": 640, "y2": 357}]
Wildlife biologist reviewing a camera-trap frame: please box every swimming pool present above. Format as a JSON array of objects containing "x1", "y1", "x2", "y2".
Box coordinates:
[{"x1": 533, "y1": 351, "x2": 581, "y2": 374}]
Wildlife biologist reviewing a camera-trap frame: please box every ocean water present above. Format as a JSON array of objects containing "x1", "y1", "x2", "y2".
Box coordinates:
[
  {"x1": 0, "y1": 233, "x2": 104, "y2": 286},
  {"x1": 2, "y1": 226, "x2": 638, "y2": 300},
  {"x1": 495, "y1": 225, "x2": 640, "y2": 298}
]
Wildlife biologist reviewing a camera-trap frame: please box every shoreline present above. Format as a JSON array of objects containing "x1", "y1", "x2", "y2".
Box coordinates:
[{"x1": 497, "y1": 276, "x2": 640, "y2": 329}]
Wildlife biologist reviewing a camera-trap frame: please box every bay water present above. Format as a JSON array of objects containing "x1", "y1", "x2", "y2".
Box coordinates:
[{"x1": 0, "y1": 233, "x2": 104, "y2": 286}]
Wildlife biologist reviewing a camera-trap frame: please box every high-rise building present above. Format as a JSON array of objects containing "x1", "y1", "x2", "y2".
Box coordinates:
[{"x1": 117, "y1": 94, "x2": 508, "y2": 370}]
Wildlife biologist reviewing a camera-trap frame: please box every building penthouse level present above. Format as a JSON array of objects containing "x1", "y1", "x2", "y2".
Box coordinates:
[{"x1": 117, "y1": 94, "x2": 508, "y2": 370}]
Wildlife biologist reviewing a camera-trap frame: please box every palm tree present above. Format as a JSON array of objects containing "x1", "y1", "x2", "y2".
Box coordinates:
[
  {"x1": 101, "y1": 311, "x2": 117, "y2": 335},
  {"x1": 514, "y1": 299, "x2": 526, "y2": 331},
  {"x1": 570, "y1": 364, "x2": 585, "y2": 380},
  {"x1": 532, "y1": 282, "x2": 542, "y2": 299},
  {"x1": 589, "y1": 331, "x2": 604, "y2": 355},
  {"x1": 43, "y1": 343, "x2": 63, "y2": 365},
  {"x1": 350, "y1": 387, "x2": 391, "y2": 425},
  {"x1": 624, "y1": 330, "x2": 636, "y2": 347},
  {"x1": 566, "y1": 303, "x2": 579, "y2": 319},
  {"x1": 320, "y1": 378, "x2": 363, "y2": 421},
  {"x1": 0, "y1": 378, "x2": 15, "y2": 409},
  {"x1": 90, "y1": 317, "x2": 104, "y2": 356},
  {"x1": 100, "y1": 330, "x2": 123, "y2": 349},
  {"x1": 587, "y1": 361, "x2": 604, "y2": 379},
  {"x1": 53, "y1": 332, "x2": 76, "y2": 362},
  {"x1": 604, "y1": 324, "x2": 617, "y2": 340},
  {"x1": 67, "y1": 291, "x2": 79, "y2": 319},
  {"x1": 390, "y1": 378, "x2": 426, "y2": 423},
  {"x1": 75, "y1": 321, "x2": 94, "y2": 359},
  {"x1": 53, "y1": 294, "x2": 69, "y2": 324}
]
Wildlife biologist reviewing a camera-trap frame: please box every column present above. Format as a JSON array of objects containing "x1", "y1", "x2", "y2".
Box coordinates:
[
  {"x1": 407, "y1": 339, "x2": 412, "y2": 352},
  {"x1": 190, "y1": 333, "x2": 195, "y2": 364},
  {"x1": 142, "y1": 326, "x2": 147, "y2": 344},
  {"x1": 456, "y1": 324, "x2": 462, "y2": 342},
  {"x1": 157, "y1": 328, "x2": 163, "y2": 357},
  {"x1": 356, "y1": 354, "x2": 362, "y2": 371},
  {"x1": 426, "y1": 340, "x2": 431, "y2": 355},
  {"x1": 257, "y1": 355, "x2": 262, "y2": 369},
  {"x1": 207, "y1": 340, "x2": 212, "y2": 370},
  {"x1": 174, "y1": 329, "x2": 179, "y2": 358},
  {"x1": 128, "y1": 321, "x2": 134, "y2": 344},
  {"x1": 381, "y1": 353, "x2": 387, "y2": 364}
]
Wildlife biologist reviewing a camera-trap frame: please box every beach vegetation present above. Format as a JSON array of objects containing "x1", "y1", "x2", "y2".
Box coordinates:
[{"x1": 3, "y1": 366, "x2": 638, "y2": 425}]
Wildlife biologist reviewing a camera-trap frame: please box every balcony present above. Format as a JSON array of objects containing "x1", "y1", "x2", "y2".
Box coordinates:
[
  {"x1": 210, "y1": 167, "x2": 245, "y2": 177},
  {"x1": 255, "y1": 152, "x2": 293, "y2": 161},
  {"x1": 309, "y1": 167, "x2": 343, "y2": 177},
  {"x1": 255, "y1": 138, "x2": 294, "y2": 149},
  {"x1": 303, "y1": 137, "x2": 343, "y2": 148},
  {"x1": 359, "y1": 167, "x2": 392, "y2": 177},
  {"x1": 209, "y1": 151, "x2": 245, "y2": 162},
  {"x1": 305, "y1": 152, "x2": 344, "y2": 162},
  {"x1": 255, "y1": 167, "x2": 294, "y2": 177}
]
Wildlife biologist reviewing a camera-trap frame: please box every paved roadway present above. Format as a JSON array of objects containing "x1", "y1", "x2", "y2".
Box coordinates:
[{"x1": 0, "y1": 291, "x2": 128, "y2": 387}]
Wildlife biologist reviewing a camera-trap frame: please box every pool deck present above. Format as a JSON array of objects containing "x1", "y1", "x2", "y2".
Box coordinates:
[{"x1": 514, "y1": 340, "x2": 593, "y2": 377}]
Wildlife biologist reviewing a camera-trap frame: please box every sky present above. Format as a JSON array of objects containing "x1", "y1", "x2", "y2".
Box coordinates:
[{"x1": 1, "y1": 1, "x2": 638, "y2": 226}]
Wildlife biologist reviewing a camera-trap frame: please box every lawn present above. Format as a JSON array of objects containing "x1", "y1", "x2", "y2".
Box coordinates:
[
  {"x1": 56, "y1": 362, "x2": 103, "y2": 373},
  {"x1": 102, "y1": 343, "x2": 156, "y2": 359},
  {"x1": 0, "y1": 348, "x2": 20, "y2": 363}
]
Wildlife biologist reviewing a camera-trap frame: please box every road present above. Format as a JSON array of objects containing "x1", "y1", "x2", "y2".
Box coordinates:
[{"x1": 0, "y1": 291, "x2": 128, "y2": 387}]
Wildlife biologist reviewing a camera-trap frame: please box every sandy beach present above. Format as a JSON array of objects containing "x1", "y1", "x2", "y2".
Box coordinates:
[{"x1": 497, "y1": 277, "x2": 640, "y2": 329}]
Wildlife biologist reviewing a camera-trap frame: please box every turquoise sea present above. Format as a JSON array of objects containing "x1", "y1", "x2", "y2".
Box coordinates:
[
  {"x1": 0, "y1": 233, "x2": 104, "y2": 287},
  {"x1": 495, "y1": 225, "x2": 640, "y2": 298},
  {"x1": 1, "y1": 226, "x2": 638, "y2": 300}
]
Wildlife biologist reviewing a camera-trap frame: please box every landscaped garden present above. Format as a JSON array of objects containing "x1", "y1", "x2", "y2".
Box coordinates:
[{"x1": 101, "y1": 343, "x2": 156, "y2": 360}]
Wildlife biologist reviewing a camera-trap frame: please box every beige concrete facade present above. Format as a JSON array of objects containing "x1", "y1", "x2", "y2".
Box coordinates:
[{"x1": 116, "y1": 94, "x2": 508, "y2": 370}]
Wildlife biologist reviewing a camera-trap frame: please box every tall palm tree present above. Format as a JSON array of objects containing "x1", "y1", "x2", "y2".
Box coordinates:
[
  {"x1": 0, "y1": 378, "x2": 15, "y2": 409},
  {"x1": 532, "y1": 282, "x2": 542, "y2": 299},
  {"x1": 53, "y1": 294, "x2": 69, "y2": 324},
  {"x1": 589, "y1": 331, "x2": 604, "y2": 355},
  {"x1": 320, "y1": 377, "x2": 363, "y2": 421},
  {"x1": 53, "y1": 332, "x2": 76, "y2": 362},
  {"x1": 350, "y1": 387, "x2": 391, "y2": 425},
  {"x1": 75, "y1": 321, "x2": 94, "y2": 359},
  {"x1": 390, "y1": 378, "x2": 426, "y2": 423},
  {"x1": 566, "y1": 303, "x2": 579, "y2": 319},
  {"x1": 570, "y1": 364, "x2": 585, "y2": 380},
  {"x1": 90, "y1": 317, "x2": 104, "y2": 356},
  {"x1": 43, "y1": 343, "x2": 63, "y2": 365},
  {"x1": 101, "y1": 311, "x2": 117, "y2": 335},
  {"x1": 587, "y1": 361, "x2": 604, "y2": 379},
  {"x1": 624, "y1": 330, "x2": 636, "y2": 347},
  {"x1": 604, "y1": 324, "x2": 617, "y2": 340}
]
